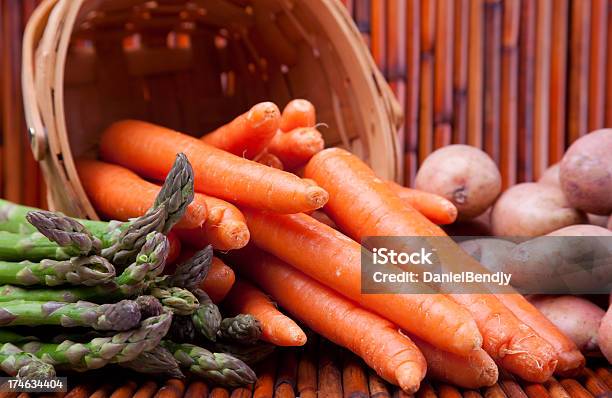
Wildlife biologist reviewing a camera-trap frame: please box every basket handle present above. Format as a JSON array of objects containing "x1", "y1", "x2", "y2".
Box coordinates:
[{"x1": 22, "y1": 0, "x2": 58, "y2": 160}]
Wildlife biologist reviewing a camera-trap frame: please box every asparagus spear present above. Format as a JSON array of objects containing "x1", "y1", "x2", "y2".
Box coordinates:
[
  {"x1": 0, "y1": 330, "x2": 38, "y2": 344},
  {"x1": 168, "y1": 315, "x2": 197, "y2": 343},
  {"x1": 0, "y1": 231, "x2": 94, "y2": 262},
  {"x1": 217, "y1": 315, "x2": 262, "y2": 344},
  {"x1": 150, "y1": 286, "x2": 199, "y2": 316},
  {"x1": 135, "y1": 295, "x2": 164, "y2": 318},
  {"x1": 25, "y1": 211, "x2": 102, "y2": 255},
  {"x1": 120, "y1": 345, "x2": 185, "y2": 378},
  {"x1": 165, "y1": 245, "x2": 213, "y2": 290},
  {"x1": 0, "y1": 300, "x2": 141, "y2": 331},
  {"x1": 0, "y1": 255, "x2": 115, "y2": 287},
  {"x1": 19, "y1": 310, "x2": 172, "y2": 371},
  {"x1": 192, "y1": 289, "x2": 222, "y2": 341},
  {"x1": 162, "y1": 341, "x2": 256, "y2": 387},
  {"x1": 211, "y1": 341, "x2": 276, "y2": 366},
  {"x1": 0, "y1": 343, "x2": 56, "y2": 379}
]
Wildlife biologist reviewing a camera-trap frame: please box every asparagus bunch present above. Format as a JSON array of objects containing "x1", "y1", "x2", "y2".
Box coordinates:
[
  {"x1": 162, "y1": 341, "x2": 256, "y2": 387},
  {"x1": 18, "y1": 310, "x2": 172, "y2": 371},
  {"x1": 217, "y1": 315, "x2": 262, "y2": 344},
  {"x1": 0, "y1": 299, "x2": 141, "y2": 330},
  {"x1": 192, "y1": 289, "x2": 222, "y2": 341},
  {"x1": 120, "y1": 345, "x2": 184, "y2": 378},
  {"x1": 149, "y1": 286, "x2": 199, "y2": 316},
  {"x1": 0, "y1": 343, "x2": 56, "y2": 379},
  {"x1": 0, "y1": 256, "x2": 115, "y2": 287}
]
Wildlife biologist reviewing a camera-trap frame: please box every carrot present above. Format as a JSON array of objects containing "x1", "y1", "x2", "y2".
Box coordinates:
[
  {"x1": 240, "y1": 208, "x2": 482, "y2": 355},
  {"x1": 75, "y1": 159, "x2": 207, "y2": 229},
  {"x1": 280, "y1": 99, "x2": 316, "y2": 132},
  {"x1": 303, "y1": 149, "x2": 558, "y2": 382},
  {"x1": 228, "y1": 246, "x2": 426, "y2": 394},
  {"x1": 408, "y1": 334, "x2": 498, "y2": 388},
  {"x1": 256, "y1": 151, "x2": 284, "y2": 170},
  {"x1": 201, "y1": 102, "x2": 280, "y2": 159},
  {"x1": 385, "y1": 181, "x2": 458, "y2": 225},
  {"x1": 309, "y1": 211, "x2": 337, "y2": 229},
  {"x1": 224, "y1": 279, "x2": 306, "y2": 346},
  {"x1": 175, "y1": 194, "x2": 249, "y2": 251},
  {"x1": 495, "y1": 293, "x2": 585, "y2": 377},
  {"x1": 267, "y1": 128, "x2": 325, "y2": 170},
  {"x1": 448, "y1": 293, "x2": 557, "y2": 383},
  {"x1": 200, "y1": 256, "x2": 235, "y2": 303},
  {"x1": 100, "y1": 120, "x2": 328, "y2": 214},
  {"x1": 166, "y1": 231, "x2": 182, "y2": 265}
]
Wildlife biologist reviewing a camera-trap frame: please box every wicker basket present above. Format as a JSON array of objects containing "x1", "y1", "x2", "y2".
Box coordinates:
[{"x1": 22, "y1": 0, "x2": 402, "y2": 218}]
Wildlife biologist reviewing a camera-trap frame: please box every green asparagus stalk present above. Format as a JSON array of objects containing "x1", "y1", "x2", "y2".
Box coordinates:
[
  {"x1": 26, "y1": 211, "x2": 102, "y2": 255},
  {"x1": 0, "y1": 300, "x2": 141, "y2": 331},
  {"x1": 0, "y1": 255, "x2": 115, "y2": 287},
  {"x1": 0, "y1": 330, "x2": 38, "y2": 344},
  {"x1": 0, "y1": 231, "x2": 94, "y2": 262},
  {"x1": 211, "y1": 341, "x2": 276, "y2": 366},
  {"x1": 19, "y1": 310, "x2": 172, "y2": 371},
  {"x1": 120, "y1": 345, "x2": 185, "y2": 378},
  {"x1": 0, "y1": 343, "x2": 56, "y2": 379},
  {"x1": 115, "y1": 232, "x2": 168, "y2": 285},
  {"x1": 192, "y1": 289, "x2": 222, "y2": 342},
  {"x1": 165, "y1": 245, "x2": 213, "y2": 290},
  {"x1": 150, "y1": 286, "x2": 199, "y2": 316},
  {"x1": 217, "y1": 315, "x2": 262, "y2": 344},
  {"x1": 162, "y1": 341, "x2": 256, "y2": 387}
]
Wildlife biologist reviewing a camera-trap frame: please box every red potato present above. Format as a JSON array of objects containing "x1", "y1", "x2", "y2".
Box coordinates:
[
  {"x1": 491, "y1": 183, "x2": 586, "y2": 237},
  {"x1": 587, "y1": 213, "x2": 610, "y2": 228},
  {"x1": 548, "y1": 224, "x2": 612, "y2": 237},
  {"x1": 538, "y1": 163, "x2": 560, "y2": 186},
  {"x1": 560, "y1": 129, "x2": 612, "y2": 215},
  {"x1": 600, "y1": 304, "x2": 612, "y2": 363},
  {"x1": 415, "y1": 145, "x2": 502, "y2": 220},
  {"x1": 531, "y1": 296, "x2": 605, "y2": 352},
  {"x1": 459, "y1": 238, "x2": 516, "y2": 274},
  {"x1": 608, "y1": 216, "x2": 612, "y2": 231}
]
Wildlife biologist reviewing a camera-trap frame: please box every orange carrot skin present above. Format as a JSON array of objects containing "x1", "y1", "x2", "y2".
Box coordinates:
[
  {"x1": 495, "y1": 293, "x2": 585, "y2": 377},
  {"x1": 201, "y1": 102, "x2": 280, "y2": 159},
  {"x1": 448, "y1": 294, "x2": 558, "y2": 383},
  {"x1": 280, "y1": 99, "x2": 316, "y2": 132},
  {"x1": 304, "y1": 148, "x2": 444, "y2": 237},
  {"x1": 256, "y1": 152, "x2": 284, "y2": 170},
  {"x1": 267, "y1": 128, "x2": 325, "y2": 170},
  {"x1": 409, "y1": 335, "x2": 498, "y2": 388},
  {"x1": 225, "y1": 279, "x2": 307, "y2": 346},
  {"x1": 76, "y1": 159, "x2": 207, "y2": 229},
  {"x1": 241, "y1": 208, "x2": 482, "y2": 356},
  {"x1": 166, "y1": 231, "x2": 182, "y2": 265},
  {"x1": 200, "y1": 257, "x2": 235, "y2": 303},
  {"x1": 228, "y1": 247, "x2": 426, "y2": 394},
  {"x1": 385, "y1": 181, "x2": 458, "y2": 225},
  {"x1": 309, "y1": 211, "x2": 337, "y2": 229},
  {"x1": 176, "y1": 194, "x2": 249, "y2": 251},
  {"x1": 100, "y1": 120, "x2": 328, "y2": 214}
]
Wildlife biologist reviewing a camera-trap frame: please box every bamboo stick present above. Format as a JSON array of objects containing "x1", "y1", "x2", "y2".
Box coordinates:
[
  {"x1": 452, "y1": 0, "x2": 469, "y2": 145},
  {"x1": 567, "y1": 0, "x2": 591, "y2": 143},
  {"x1": 533, "y1": 0, "x2": 552, "y2": 180},
  {"x1": 517, "y1": 0, "x2": 535, "y2": 182},
  {"x1": 368, "y1": 372, "x2": 391, "y2": 398},
  {"x1": 275, "y1": 350, "x2": 298, "y2": 398},
  {"x1": 254, "y1": 354, "x2": 277, "y2": 398},
  {"x1": 587, "y1": 0, "x2": 608, "y2": 131},
  {"x1": 353, "y1": 0, "x2": 371, "y2": 48},
  {"x1": 548, "y1": 0, "x2": 569, "y2": 164},
  {"x1": 341, "y1": 353, "x2": 369, "y2": 398},
  {"x1": 558, "y1": 380, "x2": 593, "y2": 398},
  {"x1": 418, "y1": 0, "x2": 435, "y2": 164},
  {"x1": 386, "y1": 0, "x2": 406, "y2": 154},
  {"x1": 318, "y1": 339, "x2": 343, "y2": 398},
  {"x1": 606, "y1": 5, "x2": 612, "y2": 127},
  {"x1": 437, "y1": 384, "x2": 462, "y2": 398},
  {"x1": 404, "y1": 0, "x2": 420, "y2": 186},
  {"x1": 297, "y1": 336, "x2": 317, "y2": 398},
  {"x1": 499, "y1": 0, "x2": 520, "y2": 188},
  {"x1": 594, "y1": 368, "x2": 612, "y2": 389},
  {"x1": 433, "y1": 0, "x2": 454, "y2": 150},
  {"x1": 483, "y1": 0, "x2": 501, "y2": 163},
  {"x1": 483, "y1": 384, "x2": 507, "y2": 398},
  {"x1": 519, "y1": 383, "x2": 550, "y2": 398},
  {"x1": 581, "y1": 368, "x2": 610, "y2": 396},
  {"x1": 133, "y1": 381, "x2": 159, "y2": 398},
  {"x1": 415, "y1": 382, "x2": 436, "y2": 398},
  {"x1": 467, "y1": 0, "x2": 484, "y2": 148},
  {"x1": 370, "y1": 0, "x2": 386, "y2": 73},
  {"x1": 544, "y1": 378, "x2": 570, "y2": 398}
]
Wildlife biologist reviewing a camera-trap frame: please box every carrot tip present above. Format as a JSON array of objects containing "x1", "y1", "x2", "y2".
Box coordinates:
[
  {"x1": 554, "y1": 350, "x2": 585, "y2": 377},
  {"x1": 305, "y1": 186, "x2": 329, "y2": 209},
  {"x1": 219, "y1": 221, "x2": 250, "y2": 250},
  {"x1": 395, "y1": 363, "x2": 424, "y2": 395},
  {"x1": 290, "y1": 328, "x2": 308, "y2": 346}
]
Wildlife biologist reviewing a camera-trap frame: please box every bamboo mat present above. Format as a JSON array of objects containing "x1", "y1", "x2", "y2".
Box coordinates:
[{"x1": 4, "y1": 344, "x2": 610, "y2": 398}]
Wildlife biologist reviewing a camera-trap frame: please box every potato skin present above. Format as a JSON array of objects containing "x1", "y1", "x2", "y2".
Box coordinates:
[
  {"x1": 532, "y1": 296, "x2": 605, "y2": 352},
  {"x1": 600, "y1": 305, "x2": 612, "y2": 362},
  {"x1": 560, "y1": 129, "x2": 612, "y2": 215},
  {"x1": 415, "y1": 145, "x2": 501, "y2": 220},
  {"x1": 539, "y1": 163, "x2": 560, "y2": 186},
  {"x1": 547, "y1": 224, "x2": 612, "y2": 236},
  {"x1": 491, "y1": 183, "x2": 586, "y2": 237}
]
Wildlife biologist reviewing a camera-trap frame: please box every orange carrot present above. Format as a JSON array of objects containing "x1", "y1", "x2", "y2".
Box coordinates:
[
  {"x1": 267, "y1": 128, "x2": 325, "y2": 170},
  {"x1": 309, "y1": 211, "x2": 337, "y2": 229},
  {"x1": 448, "y1": 294, "x2": 557, "y2": 383},
  {"x1": 166, "y1": 231, "x2": 182, "y2": 265},
  {"x1": 495, "y1": 293, "x2": 585, "y2": 377},
  {"x1": 256, "y1": 151, "x2": 284, "y2": 170},
  {"x1": 385, "y1": 181, "x2": 458, "y2": 225},
  {"x1": 228, "y1": 247, "x2": 426, "y2": 394},
  {"x1": 240, "y1": 208, "x2": 482, "y2": 356},
  {"x1": 408, "y1": 335, "x2": 498, "y2": 389},
  {"x1": 100, "y1": 120, "x2": 328, "y2": 214},
  {"x1": 225, "y1": 279, "x2": 307, "y2": 346},
  {"x1": 175, "y1": 194, "x2": 249, "y2": 251},
  {"x1": 303, "y1": 149, "x2": 558, "y2": 382},
  {"x1": 75, "y1": 159, "x2": 207, "y2": 229},
  {"x1": 280, "y1": 99, "x2": 316, "y2": 132},
  {"x1": 201, "y1": 102, "x2": 280, "y2": 159},
  {"x1": 200, "y1": 257, "x2": 235, "y2": 303}
]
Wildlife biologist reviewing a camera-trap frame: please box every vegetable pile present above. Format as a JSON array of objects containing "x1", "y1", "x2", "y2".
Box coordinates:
[{"x1": 1, "y1": 100, "x2": 610, "y2": 391}]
